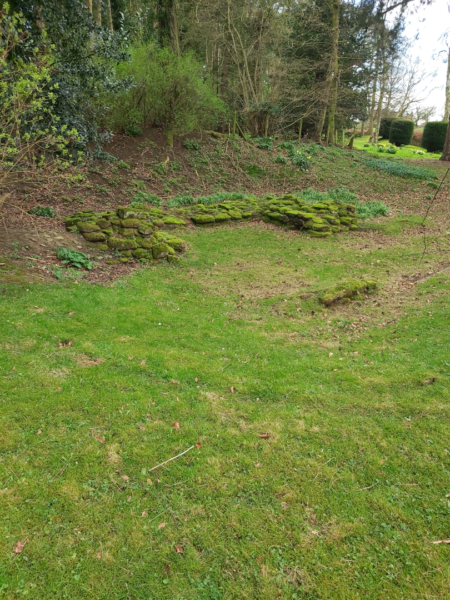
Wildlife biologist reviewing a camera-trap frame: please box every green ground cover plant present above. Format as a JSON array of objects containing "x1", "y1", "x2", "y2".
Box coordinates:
[
  {"x1": 56, "y1": 248, "x2": 93, "y2": 270},
  {"x1": 1, "y1": 221, "x2": 450, "y2": 599},
  {"x1": 363, "y1": 158, "x2": 437, "y2": 180}
]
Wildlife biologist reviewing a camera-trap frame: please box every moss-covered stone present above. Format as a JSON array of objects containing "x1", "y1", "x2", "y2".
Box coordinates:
[
  {"x1": 66, "y1": 226, "x2": 78, "y2": 233},
  {"x1": 139, "y1": 226, "x2": 154, "y2": 236},
  {"x1": 153, "y1": 243, "x2": 170, "y2": 259},
  {"x1": 162, "y1": 216, "x2": 186, "y2": 228},
  {"x1": 91, "y1": 243, "x2": 109, "y2": 251},
  {"x1": 166, "y1": 237, "x2": 187, "y2": 252},
  {"x1": 192, "y1": 214, "x2": 215, "y2": 224},
  {"x1": 141, "y1": 238, "x2": 154, "y2": 249},
  {"x1": 339, "y1": 217, "x2": 353, "y2": 225},
  {"x1": 83, "y1": 232, "x2": 106, "y2": 243},
  {"x1": 308, "y1": 231, "x2": 332, "y2": 238},
  {"x1": 121, "y1": 218, "x2": 142, "y2": 229},
  {"x1": 320, "y1": 278, "x2": 378, "y2": 306},
  {"x1": 102, "y1": 228, "x2": 113, "y2": 236},
  {"x1": 96, "y1": 218, "x2": 111, "y2": 229},
  {"x1": 78, "y1": 222, "x2": 100, "y2": 233},
  {"x1": 229, "y1": 209, "x2": 243, "y2": 220},
  {"x1": 107, "y1": 237, "x2": 138, "y2": 250},
  {"x1": 132, "y1": 248, "x2": 149, "y2": 259},
  {"x1": 119, "y1": 228, "x2": 137, "y2": 238},
  {"x1": 214, "y1": 212, "x2": 232, "y2": 222}
]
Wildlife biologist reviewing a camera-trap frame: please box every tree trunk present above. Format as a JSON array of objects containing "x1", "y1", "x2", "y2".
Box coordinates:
[
  {"x1": 327, "y1": 0, "x2": 340, "y2": 144},
  {"x1": 440, "y1": 115, "x2": 450, "y2": 161},
  {"x1": 315, "y1": 0, "x2": 340, "y2": 142},
  {"x1": 96, "y1": 0, "x2": 102, "y2": 26},
  {"x1": 86, "y1": 0, "x2": 93, "y2": 14},
  {"x1": 298, "y1": 118, "x2": 303, "y2": 142},
  {"x1": 107, "y1": 0, "x2": 113, "y2": 32},
  {"x1": 445, "y1": 49, "x2": 450, "y2": 122},
  {"x1": 360, "y1": 120, "x2": 365, "y2": 136},
  {"x1": 367, "y1": 54, "x2": 378, "y2": 137}
]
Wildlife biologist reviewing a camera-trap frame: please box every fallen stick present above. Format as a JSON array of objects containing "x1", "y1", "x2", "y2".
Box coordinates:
[{"x1": 148, "y1": 446, "x2": 195, "y2": 472}]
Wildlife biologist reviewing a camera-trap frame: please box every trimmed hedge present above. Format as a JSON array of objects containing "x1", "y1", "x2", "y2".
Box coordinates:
[
  {"x1": 422, "y1": 121, "x2": 448, "y2": 153},
  {"x1": 379, "y1": 117, "x2": 396, "y2": 139},
  {"x1": 389, "y1": 119, "x2": 414, "y2": 146}
]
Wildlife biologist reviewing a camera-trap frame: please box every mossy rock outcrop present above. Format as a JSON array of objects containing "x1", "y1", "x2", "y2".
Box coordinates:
[{"x1": 319, "y1": 279, "x2": 378, "y2": 306}]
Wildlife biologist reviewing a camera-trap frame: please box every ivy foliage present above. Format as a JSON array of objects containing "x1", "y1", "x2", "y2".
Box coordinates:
[
  {"x1": 0, "y1": 5, "x2": 81, "y2": 190},
  {"x1": 8, "y1": 0, "x2": 131, "y2": 148}
]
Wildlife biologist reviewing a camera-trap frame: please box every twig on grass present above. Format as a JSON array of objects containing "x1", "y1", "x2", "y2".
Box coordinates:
[{"x1": 148, "y1": 445, "x2": 195, "y2": 472}]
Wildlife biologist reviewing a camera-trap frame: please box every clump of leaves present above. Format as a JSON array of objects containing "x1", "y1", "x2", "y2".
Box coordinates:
[
  {"x1": 125, "y1": 124, "x2": 142, "y2": 136},
  {"x1": 274, "y1": 154, "x2": 288, "y2": 164},
  {"x1": 253, "y1": 137, "x2": 273, "y2": 150},
  {"x1": 28, "y1": 206, "x2": 55, "y2": 218},
  {"x1": 57, "y1": 248, "x2": 93, "y2": 270},
  {"x1": 355, "y1": 200, "x2": 390, "y2": 219},
  {"x1": 244, "y1": 164, "x2": 266, "y2": 178},
  {"x1": 364, "y1": 158, "x2": 436, "y2": 180},
  {"x1": 131, "y1": 191, "x2": 161, "y2": 205},
  {"x1": 183, "y1": 139, "x2": 201, "y2": 151},
  {"x1": 153, "y1": 162, "x2": 168, "y2": 175},
  {"x1": 291, "y1": 151, "x2": 309, "y2": 171}
]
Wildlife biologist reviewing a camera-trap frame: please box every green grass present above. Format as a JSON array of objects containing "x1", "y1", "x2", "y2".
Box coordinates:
[
  {"x1": 1, "y1": 221, "x2": 450, "y2": 599},
  {"x1": 353, "y1": 135, "x2": 441, "y2": 160}
]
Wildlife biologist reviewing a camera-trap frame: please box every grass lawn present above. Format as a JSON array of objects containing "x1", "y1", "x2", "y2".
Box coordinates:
[
  {"x1": 353, "y1": 135, "x2": 441, "y2": 160},
  {"x1": 1, "y1": 214, "x2": 450, "y2": 599}
]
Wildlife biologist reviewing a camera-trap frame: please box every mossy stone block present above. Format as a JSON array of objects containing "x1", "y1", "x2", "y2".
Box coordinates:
[
  {"x1": 66, "y1": 226, "x2": 78, "y2": 233},
  {"x1": 339, "y1": 217, "x2": 353, "y2": 225},
  {"x1": 166, "y1": 237, "x2": 187, "y2": 252},
  {"x1": 132, "y1": 248, "x2": 148, "y2": 259},
  {"x1": 192, "y1": 214, "x2": 215, "y2": 224},
  {"x1": 83, "y1": 232, "x2": 106, "y2": 242},
  {"x1": 78, "y1": 222, "x2": 100, "y2": 233},
  {"x1": 96, "y1": 218, "x2": 111, "y2": 229},
  {"x1": 163, "y1": 216, "x2": 186, "y2": 228},
  {"x1": 153, "y1": 243, "x2": 170, "y2": 259},
  {"x1": 102, "y1": 228, "x2": 113, "y2": 236},
  {"x1": 309, "y1": 231, "x2": 332, "y2": 238},
  {"x1": 107, "y1": 237, "x2": 138, "y2": 250},
  {"x1": 214, "y1": 213, "x2": 232, "y2": 222},
  {"x1": 228, "y1": 210, "x2": 243, "y2": 220},
  {"x1": 139, "y1": 226, "x2": 154, "y2": 236},
  {"x1": 119, "y1": 228, "x2": 137, "y2": 238},
  {"x1": 121, "y1": 218, "x2": 141, "y2": 229},
  {"x1": 141, "y1": 238, "x2": 154, "y2": 249}
]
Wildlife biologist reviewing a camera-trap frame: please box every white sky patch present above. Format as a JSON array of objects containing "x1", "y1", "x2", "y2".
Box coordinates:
[{"x1": 403, "y1": 1, "x2": 449, "y2": 119}]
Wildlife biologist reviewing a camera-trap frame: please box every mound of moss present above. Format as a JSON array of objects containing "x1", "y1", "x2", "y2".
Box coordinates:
[
  {"x1": 319, "y1": 278, "x2": 378, "y2": 306},
  {"x1": 64, "y1": 194, "x2": 360, "y2": 261}
]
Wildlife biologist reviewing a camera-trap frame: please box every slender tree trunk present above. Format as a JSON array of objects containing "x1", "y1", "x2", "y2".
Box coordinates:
[
  {"x1": 440, "y1": 115, "x2": 450, "y2": 161},
  {"x1": 86, "y1": 0, "x2": 93, "y2": 14},
  {"x1": 165, "y1": 129, "x2": 174, "y2": 148},
  {"x1": 96, "y1": 0, "x2": 102, "y2": 26},
  {"x1": 107, "y1": 0, "x2": 113, "y2": 32},
  {"x1": 445, "y1": 49, "x2": 450, "y2": 121},
  {"x1": 298, "y1": 118, "x2": 303, "y2": 142},
  {"x1": 367, "y1": 52, "x2": 378, "y2": 136},
  {"x1": 315, "y1": 0, "x2": 340, "y2": 142},
  {"x1": 327, "y1": 0, "x2": 340, "y2": 144},
  {"x1": 361, "y1": 120, "x2": 365, "y2": 136}
]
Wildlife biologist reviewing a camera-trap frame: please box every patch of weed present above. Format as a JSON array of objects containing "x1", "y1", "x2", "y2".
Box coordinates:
[
  {"x1": 28, "y1": 206, "x2": 55, "y2": 218},
  {"x1": 56, "y1": 248, "x2": 93, "y2": 270}
]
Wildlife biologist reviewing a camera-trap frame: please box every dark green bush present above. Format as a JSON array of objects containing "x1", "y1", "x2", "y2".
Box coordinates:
[
  {"x1": 379, "y1": 118, "x2": 396, "y2": 139},
  {"x1": 422, "y1": 121, "x2": 448, "y2": 153},
  {"x1": 389, "y1": 119, "x2": 414, "y2": 146}
]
